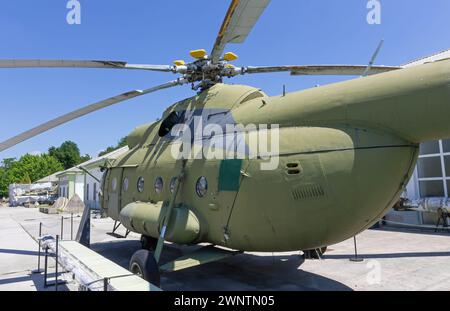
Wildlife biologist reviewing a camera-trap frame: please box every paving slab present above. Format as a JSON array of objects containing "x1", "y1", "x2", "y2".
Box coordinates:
[{"x1": 0, "y1": 207, "x2": 70, "y2": 291}]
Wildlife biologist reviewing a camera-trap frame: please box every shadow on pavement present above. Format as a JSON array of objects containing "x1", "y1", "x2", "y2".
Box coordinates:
[
  {"x1": 92, "y1": 239, "x2": 352, "y2": 291},
  {"x1": 0, "y1": 248, "x2": 39, "y2": 256},
  {"x1": 324, "y1": 251, "x2": 450, "y2": 260}
]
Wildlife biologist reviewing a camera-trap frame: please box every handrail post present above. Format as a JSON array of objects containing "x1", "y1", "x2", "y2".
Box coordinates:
[
  {"x1": 44, "y1": 247, "x2": 49, "y2": 287},
  {"x1": 71, "y1": 213, "x2": 74, "y2": 240},
  {"x1": 33, "y1": 222, "x2": 43, "y2": 274},
  {"x1": 55, "y1": 235, "x2": 59, "y2": 291},
  {"x1": 103, "y1": 278, "x2": 109, "y2": 291},
  {"x1": 60, "y1": 216, "x2": 64, "y2": 240}
]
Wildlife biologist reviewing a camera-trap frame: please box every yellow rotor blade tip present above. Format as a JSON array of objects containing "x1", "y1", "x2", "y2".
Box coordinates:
[
  {"x1": 223, "y1": 52, "x2": 238, "y2": 61},
  {"x1": 190, "y1": 49, "x2": 207, "y2": 59}
]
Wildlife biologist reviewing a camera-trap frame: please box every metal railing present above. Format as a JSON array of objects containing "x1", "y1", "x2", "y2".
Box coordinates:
[{"x1": 33, "y1": 213, "x2": 77, "y2": 290}]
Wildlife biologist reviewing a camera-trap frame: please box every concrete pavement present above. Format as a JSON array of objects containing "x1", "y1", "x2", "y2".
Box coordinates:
[{"x1": 2, "y1": 206, "x2": 450, "y2": 291}]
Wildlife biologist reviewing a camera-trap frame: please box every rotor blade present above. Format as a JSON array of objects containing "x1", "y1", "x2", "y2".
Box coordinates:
[
  {"x1": 210, "y1": 0, "x2": 271, "y2": 63},
  {"x1": 0, "y1": 79, "x2": 187, "y2": 153},
  {"x1": 403, "y1": 48, "x2": 450, "y2": 67},
  {"x1": 362, "y1": 40, "x2": 385, "y2": 77},
  {"x1": 242, "y1": 65, "x2": 402, "y2": 76},
  {"x1": 0, "y1": 59, "x2": 174, "y2": 72}
]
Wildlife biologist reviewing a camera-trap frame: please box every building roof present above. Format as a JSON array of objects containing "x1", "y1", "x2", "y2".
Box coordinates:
[
  {"x1": 56, "y1": 146, "x2": 129, "y2": 178},
  {"x1": 83, "y1": 146, "x2": 129, "y2": 170},
  {"x1": 35, "y1": 170, "x2": 64, "y2": 183}
]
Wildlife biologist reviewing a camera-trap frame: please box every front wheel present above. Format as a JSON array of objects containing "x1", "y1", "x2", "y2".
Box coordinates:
[
  {"x1": 129, "y1": 249, "x2": 161, "y2": 287},
  {"x1": 140, "y1": 235, "x2": 158, "y2": 250}
]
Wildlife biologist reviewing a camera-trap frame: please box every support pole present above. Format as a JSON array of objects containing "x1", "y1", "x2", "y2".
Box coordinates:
[
  {"x1": 32, "y1": 222, "x2": 43, "y2": 274},
  {"x1": 55, "y1": 235, "x2": 59, "y2": 291},
  {"x1": 103, "y1": 278, "x2": 109, "y2": 291},
  {"x1": 349, "y1": 236, "x2": 363, "y2": 262},
  {"x1": 71, "y1": 213, "x2": 74, "y2": 240},
  {"x1": 60, "y1": 216, "x2": 64, "y2": 240},
  {"x1": 44, "y1": 247, "x2": 48, "y2": 287}
]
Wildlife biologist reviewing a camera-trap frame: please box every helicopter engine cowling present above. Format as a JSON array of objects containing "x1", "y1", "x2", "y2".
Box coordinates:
[{"x1": 119, "y1": 201, "x2": 201, "y2": 245}]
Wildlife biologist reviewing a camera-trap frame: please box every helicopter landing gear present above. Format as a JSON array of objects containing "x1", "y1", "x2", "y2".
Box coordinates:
[
  {"x1": 140, "y1": 235, "x2": 158, "y2": 250},
  {"x1": 303, "y1": 247, "x2": 327, "y2": 259},
  {"x1": 129, "y1": 249, "x2": 161, "y2": 287}
]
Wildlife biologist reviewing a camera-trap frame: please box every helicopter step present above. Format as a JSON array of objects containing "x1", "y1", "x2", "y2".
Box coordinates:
[
  {"x1": 128, "y1": 244, "x2": 241, "y2": 287},
  {"x1": 159, "y1": 245, "x2": 242, "y2": 273}
]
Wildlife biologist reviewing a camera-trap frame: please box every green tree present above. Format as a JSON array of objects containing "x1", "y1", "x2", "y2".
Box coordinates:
[
  {"x1": 80, "y1": 154, "x2": 91, "y2": 163},
  {"x1": 0, "y1": 154, "x2": 63, "y2": 197},
  {"x1": 20, "y1": 172, "x2": 32, "y2": 184},
  {"x1": 49, "y1": 141, "x2": 90, "y2": 169},
  {"x1": 99, "y1": 137, "x2": 128, "y2": 157},
  {"x1": 0, "y1": 158, "x2": 17, "y2": 197},
  {"x1": 2, "y1": 158, "x2": 16, "y2": 169}
]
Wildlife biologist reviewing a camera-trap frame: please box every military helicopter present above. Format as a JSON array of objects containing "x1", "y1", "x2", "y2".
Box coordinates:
[{"x1": 1, "y1": 0, "x2": 450, "y2": 287}]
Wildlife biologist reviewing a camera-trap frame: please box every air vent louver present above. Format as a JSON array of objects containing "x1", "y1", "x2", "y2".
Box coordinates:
[{"x1": 292, "y1": 184, "x2": 325, "y2": 200}]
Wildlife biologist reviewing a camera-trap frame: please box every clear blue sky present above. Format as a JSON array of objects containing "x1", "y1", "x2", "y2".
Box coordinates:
[{"x1": 0, "y1": 0, "x2": 449, "y2": 160}]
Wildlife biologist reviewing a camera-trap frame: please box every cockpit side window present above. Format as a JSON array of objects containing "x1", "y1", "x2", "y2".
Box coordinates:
[{"x1": 158, "y1": 111, "x2": 186, "y2": 137}]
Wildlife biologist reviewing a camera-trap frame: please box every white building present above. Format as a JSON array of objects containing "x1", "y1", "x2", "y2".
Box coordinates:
[
  {"x1": 405, "y1": 140, "x2": 450, "y2": 199},
  {"x1": 387, "y1": 139, "x2": 450, "y2": 226},
  {"x1": 56, "y1": 146, "x2": 129, "y2": 209}
]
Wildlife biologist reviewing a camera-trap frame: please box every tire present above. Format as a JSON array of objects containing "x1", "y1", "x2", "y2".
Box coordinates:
[
  {"x1": 140, "y1": 235, "x2": 158, "y2": 250},
  {"x1": 129, "y1": 249, "x2": 161, "y2": 287}
]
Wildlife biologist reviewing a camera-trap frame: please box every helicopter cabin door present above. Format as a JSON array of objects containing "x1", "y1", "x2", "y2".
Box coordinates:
[{"x1": 104, "y1": 167, "x2": 124, "y2": 220}]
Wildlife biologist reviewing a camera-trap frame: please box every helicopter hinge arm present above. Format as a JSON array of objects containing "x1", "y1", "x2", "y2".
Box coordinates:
[{"x1": 154, "y1": 160, "x2": 188, "y2": 263}]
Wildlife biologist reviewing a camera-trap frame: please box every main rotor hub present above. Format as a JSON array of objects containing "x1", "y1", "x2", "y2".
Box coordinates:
[{"x1": 172, "y1": 50, "x2": 243, "y2": 91}]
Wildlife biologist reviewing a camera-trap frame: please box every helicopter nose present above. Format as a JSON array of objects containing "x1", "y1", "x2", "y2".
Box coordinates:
[{"x1": 224, "y1": 124, "x2": 418, "y2": 252}]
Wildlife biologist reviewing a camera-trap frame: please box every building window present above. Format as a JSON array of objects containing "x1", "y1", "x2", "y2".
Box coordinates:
[
  {"x1": 419, "y1": 141, "x2": 440, "y2": 155},
  {"x1": 419, "y1": 180, "x2": 445, "y2": 197},
  {"x1": 86, "y1": 184, "x2": 90, "y2": 201},
  {"x1": 444, "y1": 156, "x2": 450, "y2": 177},
  {"x1": 417, "y1": 157, "x2": 442, "y2": 178},
  {"x1": 93, "y1": 183, "x2": 97, "y2": 202},
  {"x1": 442, "y1": 139, "x2": 450, "y2": 153},
  {"x1": 417, "y1": 139, "x2": 450, "y2": 198}
]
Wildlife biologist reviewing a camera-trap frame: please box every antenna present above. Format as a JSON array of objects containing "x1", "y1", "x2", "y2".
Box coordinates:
[{"x1": 362, "y1": 39, "x2": 384, "y2": 77}]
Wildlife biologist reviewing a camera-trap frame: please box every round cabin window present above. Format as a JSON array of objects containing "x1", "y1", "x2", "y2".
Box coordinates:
[
  {"x1": 154, "y1": 177, "x2": 164, "y2": 194},
  {"x1": 123, "y1": 178, "x2": 129, "y2": 192},
  {"x1": 111, "y1": 178, "x2": 117, "y2": 191},
  {"x1": 137, "y1": 177, "x2": 145, "y2": 193},
  {"x1": 196, "y1": 176, "x2": 208, "y2": 198},
  {"x1": 169, "y1": 177, "x2": 177, "y2": 194}
]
